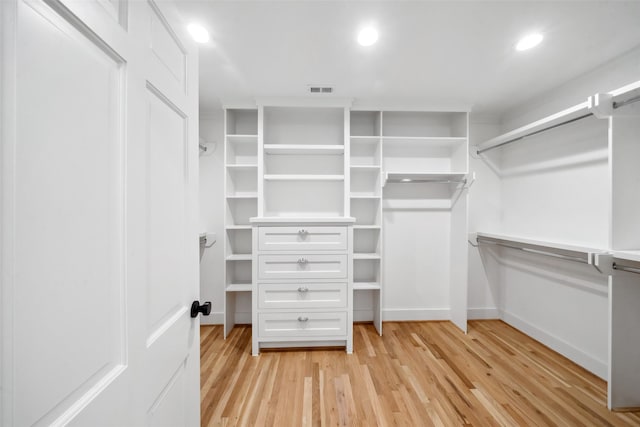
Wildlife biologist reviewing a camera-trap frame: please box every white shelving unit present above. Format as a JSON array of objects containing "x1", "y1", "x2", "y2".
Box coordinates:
[
  {"x1": 224, "y1": 107, "x2": 259, "y2": 337},
  {"x1": 350, "y1": 111, "x2": 383, "y2": 332},
  {"x1": 251, "y1": 101, "x2": 355, "y2": 355},
  {"x1": 222, "y1": 101, "x2": 472, "y2": 349},
  {"x1": 381, "y1": 110, "x2": 470, "y2": 332}
]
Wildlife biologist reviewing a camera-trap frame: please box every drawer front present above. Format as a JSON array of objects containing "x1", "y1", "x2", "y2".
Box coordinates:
[
  {"x1": 258, "y1": 283, "x2": 347, "y2": 310},
  {"x1": 258, "y1": 312, "x2": 347, "y2": 337},
  {"x1": 258, "y1": 226, "x2": 347, "y2": 251},
  {"x1": 258, "y1": 254, "x2": 347, "y2": 280}
]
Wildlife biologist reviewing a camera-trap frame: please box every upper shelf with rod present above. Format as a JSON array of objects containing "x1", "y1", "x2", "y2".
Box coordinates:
[
  {"x1": 469, "y1": 232, "x2": 607, "y2": 266},
  {"x1": 475, "y1": 80, "x2": 640, "y2": 155},
  {"x1": 384, "y1": 172, "x2": 467, "y2": 186}
]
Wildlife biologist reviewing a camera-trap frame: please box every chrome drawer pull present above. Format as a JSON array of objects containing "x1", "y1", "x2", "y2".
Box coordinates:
[
  {"x1": 297, "y1": 257, "x2": 308, "y2": 264},
  {"x1": 297, "y1": 316, "x2": 309, "y2": 322},
  {"x1": 297, "y1": 287, "x2": 309, "y2": 293}
]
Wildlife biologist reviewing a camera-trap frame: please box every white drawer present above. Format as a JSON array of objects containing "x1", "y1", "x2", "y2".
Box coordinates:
[
  {"x1": 258, "y1": 226, "x2": 347, "y2": 251},
  {"x1": 258, "y1": 283, "x2": 347, "y2": 310},
  {"x1": 258, "y1": 312, "x2": 347, "y2": 337},
  {"x1": 258, "y1": 254, "x2": 347, "y2": 280}
]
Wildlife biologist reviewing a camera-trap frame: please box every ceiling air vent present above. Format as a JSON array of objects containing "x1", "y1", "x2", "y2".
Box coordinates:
[{"x1": 308, "y1": 85, "x2": 333, "y2": 94}]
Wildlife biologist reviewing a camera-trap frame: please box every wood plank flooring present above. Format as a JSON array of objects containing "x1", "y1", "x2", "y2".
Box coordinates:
[{"x1": 200, "y1": 320, "x2": 640, "y2": 426}]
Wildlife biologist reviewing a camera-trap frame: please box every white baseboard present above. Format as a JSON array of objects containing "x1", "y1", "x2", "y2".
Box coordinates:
[
  {"x1": 354, "y1": 309, "x2": 374, "y2": 322},
  {"x1": 468, "y1": 307, "x2": 500, "y2": 320},
  {"x1": 201, "y1": 311, "x2": 224, "y2": 325},
  {"x1": 500, "y1": 310, "x2": 607, "y2": 380},
  {"x1": 382, "y1": 308, "x2": 450, "y2": 321},
  {"x1": 200, "y1": 311, "x2": 251, "y2": 326}
]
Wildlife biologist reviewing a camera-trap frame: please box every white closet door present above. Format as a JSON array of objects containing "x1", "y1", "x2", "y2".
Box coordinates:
[{"x1": 0, "y1": 0, "x2": 200, "y2": 425}]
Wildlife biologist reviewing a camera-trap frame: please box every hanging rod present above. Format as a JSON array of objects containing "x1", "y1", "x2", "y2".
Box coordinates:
[
  {"x1": 613, "y1": 93, "x2": 640, "y2": 110},
  {"x1": 613, "y1": 263, "x2": 640, "y2": 275},
  {"x1": 476, "y1": 83, "x2": 640, "y2": 155},
  {"x1": 478, "y1": 238, "x2": 589, "y2": 264},
  {"x1": 477, "y1": 113, "x2": 593, "y2": 155},
  {"x1": 385, "y1": 178, "x2": 466, "y2": 184},
  {"x1": 612, "y1": 256, "x2": 640, "y2": 275},
  {"x1": 473, "y1": 233, "x2": 603, "y2": 266}
]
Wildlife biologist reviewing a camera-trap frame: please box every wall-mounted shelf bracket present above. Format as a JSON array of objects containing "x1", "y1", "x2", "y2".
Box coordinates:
[
  {"x1": 462, "y1": 172, "x2": 476, "y2": 190},
  {"x1": 588, "y1": 93, "x2": 613, "y2": 119},
  {"x1": 592, "y1": 253, "x2": 614, "y2": 275},
  {"x1": 467, "y1": 232, "x2": 479, "y2": 247}
]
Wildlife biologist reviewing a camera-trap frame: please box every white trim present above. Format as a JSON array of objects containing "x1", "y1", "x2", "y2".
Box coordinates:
[
  {"x1": 201, "y1": 312, "x2": 224, "y2": 325},
  {"x1": 353, "y1": 309, "x2": 374, "y2": 322},
  {"x1": 467, "y1": 307, "x2": 500, "y2": 319},
  {"x1": 382, "y1": 308, "x2": 450, "y2": 321},
  {"x1": 256, "y1": 97, "x2": 353, "y2": 108},
  {"x1": 500, "y1": 309, "x2": 607, "y2": 380}
]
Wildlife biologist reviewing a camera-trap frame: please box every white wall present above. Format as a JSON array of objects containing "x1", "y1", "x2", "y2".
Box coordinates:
[
  {"x1": 471, "y1": 45, "x2": 640, "y2": 379},
  {"x1": 199, "y1": 110, "x2": 226, "y2": 325}
]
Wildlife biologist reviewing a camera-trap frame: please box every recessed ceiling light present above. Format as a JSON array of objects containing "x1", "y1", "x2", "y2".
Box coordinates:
[
  {"x1": 358, "y1": 27, "x2": 378, "y2": 46},
  {"x1": 401, "y1": 178, "x2": 412, "y2": 182},
  {"x1": 188, "y1": 23, "x2": 210, "y2": 44},
  {"x1": 516, "y1": 33, "x2": 543, "y2": 51}
]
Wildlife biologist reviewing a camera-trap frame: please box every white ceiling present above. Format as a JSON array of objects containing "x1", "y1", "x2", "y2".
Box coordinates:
[{"x1": 174, "y1": 0, "x2": 640, "y2": 115}]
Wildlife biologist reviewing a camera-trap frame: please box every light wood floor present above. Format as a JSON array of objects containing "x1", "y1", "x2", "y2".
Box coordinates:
[{"x1": 200, "y1": 320, "x2": 640, "y2": 426}]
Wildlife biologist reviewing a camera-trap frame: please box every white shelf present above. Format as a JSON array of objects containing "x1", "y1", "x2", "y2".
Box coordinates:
[
  {"x1": 226, "y1": 254, "x2": 252, "y2": 261},
  {"x1": 384, "y1": 172, "x2": 467, "y2": 185},
  {"x1": 473, "y1": 232, "x2": 606, "y2": 265},
  {"x1": 476, "y1": 103, "x2": 590, "y2": 153},
  {"x1": 350, "y1": 136, "x2": 381, "y2": 142},
  {"x1": 226, "y1": 164, "x2": 258, "y2": 170},
  {"x1": 226, "y1": 134, "x2": 258, "y2": 143},
  {"x1": 226, "y1": 193, "x2": 258, "y2": 199},
  {"x1": 264, "y1": 144, "x2": 345, "y2": 155},
  {"x1": 354, "y1": 253, "x2": 381, "y2": 260},
  {"x1": 250, "y1": 216, "x2": 355, "y2": 225},
  {"x1": 264, "y1": 174, "x2": 344, "y2": 181},
  {"x1": 350, "y1": 165, "x2": 381, "y2": 170},
  {"x1": 353, "y1": 225, "x2": 381, "y2": 230},
  {"x1": 353, "y1": 282, "x2": 381, "y2": 290},
  {"x1": 612, "y1": 250, "x2": 640, "y2": 263},
  {"x1": 225, "y1": 225, "x2": 251, "y2": 230},
  {"x1": 226, "y1": 283, "x2": 252, "y2": 292},
  {"x1": 350, "y1": 193, "x2": 381, "y2": 199},
  {"x1": 383, "y1": 136, "x2": 467, "y2": 146}
]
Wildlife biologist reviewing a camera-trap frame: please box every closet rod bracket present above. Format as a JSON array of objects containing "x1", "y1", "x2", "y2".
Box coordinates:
[
  {"x1": 588, "y1": 93, "x2": 613, "y2": 119},
  {"x1": 592, "y1": 253, "x2": 614, "y2": 275}
]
